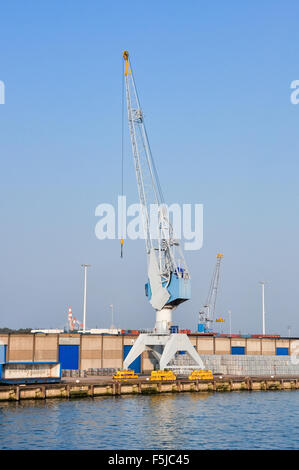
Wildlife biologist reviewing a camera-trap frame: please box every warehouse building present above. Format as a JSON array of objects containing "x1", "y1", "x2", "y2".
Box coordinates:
[{"x1": 0, "y1": 333, "x2": 297, "y2": 374}]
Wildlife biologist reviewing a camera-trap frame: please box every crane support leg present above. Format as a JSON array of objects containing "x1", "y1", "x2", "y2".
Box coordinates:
[
  {"x1": 159, "y1": 334, "x2": 205, "y2": 371},
  {"x1": 123, "y1": 334, "x2": 149, "y2": 369},
  {"x1": 123, "y1": 333, "x2": 205, "y2": 371}
]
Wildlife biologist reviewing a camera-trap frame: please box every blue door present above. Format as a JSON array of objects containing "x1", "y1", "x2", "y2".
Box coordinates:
[
  {"x1": 123, "y1": 345, "x2": 141, "y2": 373},
  {"x1": 231, "y1": 346, "x2": 245, "y2": 355},
  {"x1": 276, "y1": 347, "x2": 289, "y2": 356},
  {"x1": 0, "y1": 345, "x2": 6, "y2": 363},
  {"x1": 59, "y1": 345, "x2": 79, "y2": 370}
]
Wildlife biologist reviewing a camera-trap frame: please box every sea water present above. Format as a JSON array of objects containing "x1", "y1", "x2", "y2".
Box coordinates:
[{"x1": 0, "y1": 391, "x2": 298, "y2": 450}]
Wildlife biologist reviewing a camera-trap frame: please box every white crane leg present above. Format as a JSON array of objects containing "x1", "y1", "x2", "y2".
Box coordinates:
[
  {"x1": 123, "y1": 333, "x2": 205, "y2": 372},
  {"x1": 123, "y1": 334, "x2": 148, "y2": 369},
  {"x1": 159, "y1": 334, "x2": 205, "y2": 370}
]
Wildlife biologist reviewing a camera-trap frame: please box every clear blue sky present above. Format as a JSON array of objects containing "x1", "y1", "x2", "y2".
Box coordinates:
[{"x1": 0, "y1": 1, "x2": 298, "y2": 335}]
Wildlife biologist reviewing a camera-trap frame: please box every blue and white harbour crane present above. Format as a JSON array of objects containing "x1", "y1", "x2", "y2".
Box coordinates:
[{"x1": 122, "y1": 51, "x2": 204, "y2": 372}]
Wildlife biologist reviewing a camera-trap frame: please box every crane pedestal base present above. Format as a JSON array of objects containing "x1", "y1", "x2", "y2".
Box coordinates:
[{"x1": 123, "y1": 333, "x2": 205, "y2": 372}]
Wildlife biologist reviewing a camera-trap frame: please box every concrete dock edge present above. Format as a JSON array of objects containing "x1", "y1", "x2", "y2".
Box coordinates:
[{"x1": 0, "y1": 377, "x2": 298, "y2": 402}]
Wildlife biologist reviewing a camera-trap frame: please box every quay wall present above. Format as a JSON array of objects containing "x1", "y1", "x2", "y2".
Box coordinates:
[{"x1": 0, "y1": 377, "x2": 298, "y2": 402}]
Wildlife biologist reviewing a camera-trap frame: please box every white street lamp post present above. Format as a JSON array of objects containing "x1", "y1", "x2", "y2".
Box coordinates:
[
  {"x1": 81, "y1": 264, "x2": 91, "y2": 333},
  {"x1": 228, "y1": 310, "x2": 232, "y2": 336},
  {"x1": 259, "y1": 281, "x2": 266, "y2": 335},
  {"x1": 110, "y1": 304, "x2": 114, "y2": 329}
]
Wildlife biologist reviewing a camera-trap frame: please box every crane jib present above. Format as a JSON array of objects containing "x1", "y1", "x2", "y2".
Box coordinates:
[{"x1": 122, "y1": 51, "x2": 191, "y2": 311}]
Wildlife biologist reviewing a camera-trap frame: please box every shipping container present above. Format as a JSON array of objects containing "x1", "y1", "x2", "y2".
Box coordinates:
[
  {"x1": 252, "y1": 335, "x2": 280, "y2": 338},
  {"x1": 192, "y1": 332, "x2": 217, "y2": 336},
  {"x1": 170, "y1": 325, "x2": 179, "y2": 334},
  {"x1": 0, "y1": 361, "x2": 61, "y2": 384},
  {"x1": 220, "y1": 334, "x2": 241, "y2": 337}
]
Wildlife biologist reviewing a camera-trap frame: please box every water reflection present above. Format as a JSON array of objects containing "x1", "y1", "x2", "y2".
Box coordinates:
[{"x1": 0, "y1": 391, "x2": 298, "y2": 449}]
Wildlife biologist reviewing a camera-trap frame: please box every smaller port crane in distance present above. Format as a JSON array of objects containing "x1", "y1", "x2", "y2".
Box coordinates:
[{"x1": 198, "y1": 253, "x2": 224, "y2": 333}]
